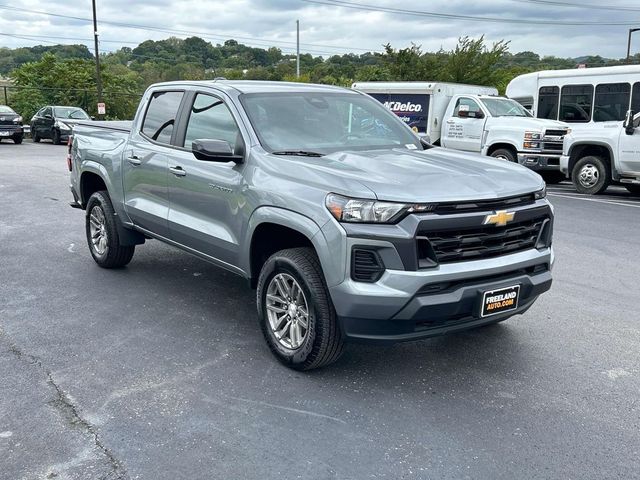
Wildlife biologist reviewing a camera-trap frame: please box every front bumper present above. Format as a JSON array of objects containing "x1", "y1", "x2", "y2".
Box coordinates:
[
  {"x1": 517, "y1": 152, "x2": 562, "y2": 171},
  {"x1": 560, "y1": 155, "x2": 570, "y2": 177},
  {"x1": 0, "y1": 125, "x2": 23, "y2": 138}
]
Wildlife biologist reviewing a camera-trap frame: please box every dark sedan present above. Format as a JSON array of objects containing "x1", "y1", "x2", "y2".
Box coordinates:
[
  {"x1": 0, "y1": 105, "x2": 24, "y2": 144},
  {"x1": 31, "y1": 106, "x2": 91, "y2": 144}
]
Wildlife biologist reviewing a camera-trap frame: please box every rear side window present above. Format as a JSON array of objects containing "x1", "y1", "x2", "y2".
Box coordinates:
[
  {"x1": 141, "y1": 91, "x2": 184, "y2": 144},
  {"x1": 183, "y1": 93, "x2": 240, "y2": 150},
  {"x1": 593, "y1": 83, "x2": 630, "y2": 122},
  {"x1": 632, "y1": 82, "x2": 640, "y2": 114},
  {"x1": 537, "y1": 86, "x2": 559, "y2": 120},
  {"x1": 560, "y1": 85, "x2": 593, "y2": 122}
]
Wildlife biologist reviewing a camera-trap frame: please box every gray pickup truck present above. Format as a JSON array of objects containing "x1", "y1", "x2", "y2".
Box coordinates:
[{"x1": 69, "y1": 80, "x2": 554, "y2": 370}]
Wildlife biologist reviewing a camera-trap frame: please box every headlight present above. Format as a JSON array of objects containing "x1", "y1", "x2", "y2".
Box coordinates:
[
  {"x1": 524, "y1": 131, "x2": 542, "y2": 140},
  {"x1": 55, "y1": 121, "x2": 71, "y2": 131},
  {"x1": 534, "y1": 186, "x2": 546, "y2": 200},
  {"x1": 12, "y1": 116, "x2": 22, "y2": 123},
  {"x1": 523, "y1": 141, "x2": 540, "y2": 149},
  {"x1": 326, "y1": 193, "x2": 434, "y2": 224}
]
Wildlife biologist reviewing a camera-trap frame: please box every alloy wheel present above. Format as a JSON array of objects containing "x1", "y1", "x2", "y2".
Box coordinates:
[
  {"x1": 265, "y1": 273, "x2": 309, "y2": 350},
  {"x1": 89, "y1": 206, "x2": 108, "y2": 256}
]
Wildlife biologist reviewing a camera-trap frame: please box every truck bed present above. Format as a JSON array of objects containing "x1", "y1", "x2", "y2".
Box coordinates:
[{"x1": 71, "y1": 120, "x2": 132, "y2": 133}]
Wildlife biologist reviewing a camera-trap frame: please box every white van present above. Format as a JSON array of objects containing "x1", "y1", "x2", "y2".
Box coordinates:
[
  {"x1": 507, "y1": 66, "x2": 640, "y2": 194},
  {"x1": 354, "y1": 81, "x2": 569, "y2": 182}
]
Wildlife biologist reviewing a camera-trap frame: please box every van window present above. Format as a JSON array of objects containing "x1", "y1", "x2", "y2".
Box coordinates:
[
  {"x1": 183, "y1": 93, "x2": 241, "y2": 150},
  {"x1": 141, "y1": 91, "x2": 184, "y2": 144},
  {"x1": 537, "y1": 87, "x2": 559, "y2": 120},
  {"x1": 593, "y1": 83, "x2": 630, "y2": 122},
  {"x1": 632, "y1": 82, "x2": 640, "y2": 114},
  {"x1": 560, "y1": 85, "x2": 593, "y2": 123}
]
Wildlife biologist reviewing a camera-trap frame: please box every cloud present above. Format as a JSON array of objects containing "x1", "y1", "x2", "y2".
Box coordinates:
[{"x1": 0, "y1": 0, "x2": 636, "y2": 59}]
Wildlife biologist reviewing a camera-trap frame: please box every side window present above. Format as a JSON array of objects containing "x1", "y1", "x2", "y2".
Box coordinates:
[
  {"x1": 141, "y1": 91, "x2": 184, "y2": 144},
  {"x1": 537, "y1": 86, "x2": 559, "y2": 120},
  {"x1": 43, "y1": 107, "x2": 52, "y2": 117},
  {"x1": 454, "y1": 97, "x2": 481, "y2": 117},
  {"x1": 593, "y1": 83, "x2": 630, "y2": 122},
  {"x1": 183, "y1": 93, "x2": 241, "y2": 150},
  {"x1": 560, "y1": 84, "x2": 593, "y2": 123},
  {"x1": 631, "y1": 82, "x2": 640, "y2": 114}
]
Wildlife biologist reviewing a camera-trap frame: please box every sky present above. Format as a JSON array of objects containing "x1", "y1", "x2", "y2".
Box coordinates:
[{"x1": 0, "y1": 0, "x2": 639, "y2": 59}]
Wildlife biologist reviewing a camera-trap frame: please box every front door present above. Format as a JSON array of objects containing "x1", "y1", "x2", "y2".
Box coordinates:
[
  {"x1": 123, "y1": 90, "x2": 185, "y2": 238},
  {"x1": 443, "y1": 97, "x2": 486, "y2": 152},
  {"x1": 618, "y1": 114, "x2": 640, "y2": 174},
  {"x1": 167, "y1": 92, "x2": 246, "y2": 266}
]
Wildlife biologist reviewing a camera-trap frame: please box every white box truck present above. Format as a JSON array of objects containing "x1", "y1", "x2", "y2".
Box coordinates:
[
  {"x1": 507, "y1": 65, "x2": 640, "y2": 194},
  {"x1": 353, "y1": 81, "x2": 570, "y2": 182}
]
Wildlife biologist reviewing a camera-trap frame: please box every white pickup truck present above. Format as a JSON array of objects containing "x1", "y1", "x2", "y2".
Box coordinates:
[{"x1": 353, "y1": 82, "x2": 570, "y2": 183}]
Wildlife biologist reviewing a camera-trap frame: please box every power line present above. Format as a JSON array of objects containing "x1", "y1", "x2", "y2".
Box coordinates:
[
  {"x1": 300, "y1": 0, "x2": 640, "y2": 26},
  {"x1": 0, "y1": 3, "x2": 381, "y2": 54},
  {"x1": 509, "y1": 0, "x2": 640, "y2": 12}
]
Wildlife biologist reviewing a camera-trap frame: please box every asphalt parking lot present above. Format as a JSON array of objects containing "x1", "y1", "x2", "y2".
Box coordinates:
[{"x1": 1, "y1": 141, "x2": 639, "y2": 480}]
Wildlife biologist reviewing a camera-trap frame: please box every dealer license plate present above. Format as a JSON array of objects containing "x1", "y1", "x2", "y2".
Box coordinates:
[
  {"x1": 0, "y1": 131, "x2": 10, "y2": 137},
  {"x1": 481, "y1": 285, "x2": 520, "y2": 317}
]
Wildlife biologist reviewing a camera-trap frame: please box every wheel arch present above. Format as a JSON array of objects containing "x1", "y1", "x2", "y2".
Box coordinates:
[
  {"x1": 487, "y1": 142, "x2": 518, "y2": 158},
  {"x1": 567, "y1": 142, "x2": 614, "y2": 180}
]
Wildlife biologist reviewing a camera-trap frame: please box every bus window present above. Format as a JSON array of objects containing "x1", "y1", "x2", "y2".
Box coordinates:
[
  {"x1": 593, "y1": 83, "x2": 630, "y2": 122},
  {"x1": 537, "y1": 86, "x2": 559, "y2": 120},
  {"x1": 632, "y1": 82, "x2": 640, "y2": 114},
  {"x1": 560, "y1": 85, "x2": 593, "y2": 122}
]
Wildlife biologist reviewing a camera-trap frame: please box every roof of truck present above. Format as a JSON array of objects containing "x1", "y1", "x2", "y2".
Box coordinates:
[{"x1": 148, "y1": 80, "x2": 355, "y2": 95}]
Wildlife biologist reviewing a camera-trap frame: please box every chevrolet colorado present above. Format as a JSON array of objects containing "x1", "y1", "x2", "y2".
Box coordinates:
[{"x1": 69, "y1": 80, "x2": 554, "y2": 370}]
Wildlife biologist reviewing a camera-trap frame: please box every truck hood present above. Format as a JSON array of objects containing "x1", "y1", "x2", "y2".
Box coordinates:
[
  {"x1": 486, "y1": 116, "x2": 568, "y2": 131},
  {"x1": 263, "y1": 147, "x2": 544, "y2": 203}
]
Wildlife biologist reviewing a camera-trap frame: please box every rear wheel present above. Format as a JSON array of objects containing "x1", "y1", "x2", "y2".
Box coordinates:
[
  {"x1": 625, "y1": 184, "x2": 640, "y2": 195},
  {"x1": 85, "y1": 191, "x2": 135, "y2": 268},
  {"x1": 257, "y1": 247, "x2": 344, "y2": 370},
  {"x1": 490, "y1": 148, "x2": 517, "y2": 163},
  {"x1": 541, "y1": 171, "x2": 565, "y2": 184},
  {"x1": 32, "y1": 128, "x2": 40, "y2": 143},
  {"x1": 572, "y1": 156, "x2": 610, "y2": 195}
]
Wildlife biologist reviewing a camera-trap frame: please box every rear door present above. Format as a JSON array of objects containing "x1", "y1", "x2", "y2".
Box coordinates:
[
  {"x1": 166, "y1": 90, "x2": 246, "y2": 266},
  {"x1": 123, "y1": 90, "x2": 185, "y2": 237},
  {"x1": 443, "y1": 97, "x2": 486, "y2": 152}
]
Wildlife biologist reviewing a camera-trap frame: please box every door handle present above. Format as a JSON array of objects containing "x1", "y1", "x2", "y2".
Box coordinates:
[
  {"x1": 169, "y1": 166, "x2": 187, "y2": 177},
  {"x1": 127, "y1": 155, "x2": 141, "y2": 166}
]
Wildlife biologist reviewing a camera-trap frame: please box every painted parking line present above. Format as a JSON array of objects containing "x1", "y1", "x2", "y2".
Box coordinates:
[{"x1": 548, "y1": 192, "x2": 640, "y2": 208}]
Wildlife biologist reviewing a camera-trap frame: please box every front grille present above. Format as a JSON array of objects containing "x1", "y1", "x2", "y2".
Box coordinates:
[
  {"x1": 542, "y1": 142, "x2": 563, "y2": 152},
  {"x1": 351, "y1": 248, "x2": 385, "y2": 282},
  {"x1": 423, "y1": 217, "x2": 547, "y2": 264},
  {"x1": 544, "y1": 129, "x2": 567, "y2": 137},
  {"x1": 541, "y1": 128, "x2": 567, "y2": 153},
  {"x1": 433, "y1": 193, "x2": 535, "y2": 214}
]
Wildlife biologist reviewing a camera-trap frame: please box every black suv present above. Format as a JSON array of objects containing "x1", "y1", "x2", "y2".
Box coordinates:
[
  {"x1": 31, "y1": 106, "x2": 91, "y2": 144},
  {"x1": 0, "y1": 105, "x2": 24, "y2": 144}
]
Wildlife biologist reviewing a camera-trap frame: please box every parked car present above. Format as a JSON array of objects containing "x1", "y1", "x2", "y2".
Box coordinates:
[
  {"x1": 69, "y1": 80, "x2": 554, "y2": 370},
  {"x1": 0, "y1": 105, "x2": 24, "y2": 144},
  {"x1": 353, "y1": 81, "x2": 569, "y2": 183},
  {"x1": 31, "y1": 106, "x2": 91, "y2": 144}
]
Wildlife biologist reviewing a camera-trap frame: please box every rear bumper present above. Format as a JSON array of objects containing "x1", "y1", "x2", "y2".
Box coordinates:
[{"x1": 517, "y1": 152, "x2": 562, "y2": 171}]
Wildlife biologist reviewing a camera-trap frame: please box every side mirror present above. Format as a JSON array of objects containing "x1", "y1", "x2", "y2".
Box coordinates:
[
  {"x1": 420, "y1": 136, "x2": 434, "y2": 150},
  {"x1": 624, "y1": 110, "x2": 635, "y2": 135},
  {"x1": 473, "y1": 110, "x2": 485, "y2": 119},
  {"x1": 192, "y1": 139, "x2": 243, "y2": 163},
  {"x1": 91, "y1": 116, "x2": 96, "y2": 121}
]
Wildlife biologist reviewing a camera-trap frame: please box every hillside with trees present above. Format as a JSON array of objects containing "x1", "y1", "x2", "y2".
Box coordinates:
[{"x1": 2, "y1": 36, "x2": 639, "y2": 120}]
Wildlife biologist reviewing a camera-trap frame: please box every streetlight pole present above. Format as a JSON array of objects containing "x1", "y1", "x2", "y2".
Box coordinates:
[
  {"x1": 296, "y1": 20, "x2": 300, "y2": 79},
  {"x1": 627, "y1": 28, "x2": 640, "y2": 64},
  {"x1": 92, "y1": 0, "x2": 104, "y2": 119}
]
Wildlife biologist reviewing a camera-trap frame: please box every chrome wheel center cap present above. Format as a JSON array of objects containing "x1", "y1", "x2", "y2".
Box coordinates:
[{"x1": 288, "y1": 303, "x2": 297, "y2": 318}]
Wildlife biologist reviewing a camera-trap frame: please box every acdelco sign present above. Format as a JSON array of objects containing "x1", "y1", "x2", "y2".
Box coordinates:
[{"x1": 383, "y1": 101, "x2": 423, "y2": 113}]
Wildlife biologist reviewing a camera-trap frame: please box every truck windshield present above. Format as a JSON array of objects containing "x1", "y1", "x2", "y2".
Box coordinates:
[
  {"x1": 481, "y1": 98, "x2": 532, "y2": 117},
  {"x1": 54, "y1": 107, "x2": 90, "y2": 120},
  {"x1": 240, "y1": 92, "x2": 422, "y2": 154}
]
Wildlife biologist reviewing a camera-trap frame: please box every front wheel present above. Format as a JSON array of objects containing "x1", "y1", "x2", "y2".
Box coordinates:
[
  {"x1": 490, "y1": 148, "x2": 517, "y2": 162},
  {"x1": 625, "y1": 184, "x2": 640, "y2": 195},
  {"x1": 12, "y1": 135, "x2": 23, "y2": 145},
  {"x1": 85, "y1": 191, "x2": 135, "y2": 268},
  {"x1": 52, "y1": 129, "x2": 61, "y2": 145},
  {"x1": 572, "y1": 156, "x2": 610, "y2": 195},
  {"x1": 32, "y1": 128, "x2": 40, "y2": 143},
  {"x1": 257, "y1": 247, "x2": 344, "y2": 370}
]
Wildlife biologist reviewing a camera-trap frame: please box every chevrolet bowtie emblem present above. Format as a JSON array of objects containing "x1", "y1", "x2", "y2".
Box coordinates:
[{"x1": 484, "y1": 210, "x2": 515, "y2": 227}]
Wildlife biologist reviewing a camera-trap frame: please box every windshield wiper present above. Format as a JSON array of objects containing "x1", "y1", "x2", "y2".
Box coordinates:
[{"x1": 271, "y1": 150, "x2": 324, "y2": 157}]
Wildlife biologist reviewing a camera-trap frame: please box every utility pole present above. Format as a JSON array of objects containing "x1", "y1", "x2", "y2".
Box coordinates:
[
  {"x1": 627, "y1": 28, "x2": 640, "y2": 64},
  {"x1": 296, "y1": 19, "x2": 300, "y2": 79},
  {"x1": 92, "y1": 0, "x2": 104, "y2": 119}
]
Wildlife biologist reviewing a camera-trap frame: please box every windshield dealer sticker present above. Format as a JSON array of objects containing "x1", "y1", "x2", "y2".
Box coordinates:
[{"x1": 406, "y1": 144, "x2": 417, "y2": 149}]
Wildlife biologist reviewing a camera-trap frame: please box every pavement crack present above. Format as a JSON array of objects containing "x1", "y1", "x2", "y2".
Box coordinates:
[{"x1": 6, "y1": 337, "x2": 128, "y2": 480}]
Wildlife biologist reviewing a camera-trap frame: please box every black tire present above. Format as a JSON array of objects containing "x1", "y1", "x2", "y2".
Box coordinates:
[
  {"x1": 625, "y1": 184, "x2": 640, "y2": 195},
  {"x1": 12, "y1": 135, "x2": 23, "y2": 145},
  {"x1": 52, "y1": 129, "x2": 61, "y2": 145},
  {"x1": 85, "y1": 191, "x2": 135, "y2": 268},
  {"x1": 541, "y1": 171, "x2": 565, "y2": 184},
  {"x1": 257, "y1": 247, "x2": 344, "y2": 370},
  {"x1": 571, "y1": 156, "x2": 610, "y2": 195},
  {"x1": 32, "y1": 128, "x2": 40, "y2": 143},
  {"x1": 490, "y1": 148, "x2": 517, "y2": 162}
]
